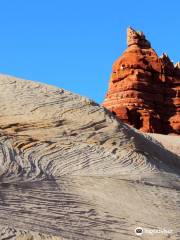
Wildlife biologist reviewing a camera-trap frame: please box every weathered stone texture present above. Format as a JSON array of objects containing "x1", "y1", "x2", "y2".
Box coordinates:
[{"x1": 103, "y1": 27, "x2": 180, "y2": 134}]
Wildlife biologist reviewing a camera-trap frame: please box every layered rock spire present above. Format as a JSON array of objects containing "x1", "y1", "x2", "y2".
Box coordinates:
[
  {"x1": 103, "y1": 27, "x2": 180, "y2": 134},
  {"x1": 127, "y1": 27, "x2": 151, "y2": 48}
]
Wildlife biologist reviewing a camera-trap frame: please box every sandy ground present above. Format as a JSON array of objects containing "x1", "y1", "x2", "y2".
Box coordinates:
[{"x1": 149, "y1": 133, "x2": 180, "y2": 156}]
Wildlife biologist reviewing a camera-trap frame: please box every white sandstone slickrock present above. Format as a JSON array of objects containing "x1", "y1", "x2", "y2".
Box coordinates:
[{"x1": 0, "y1": 74, "x2": 179, "y2": 240}]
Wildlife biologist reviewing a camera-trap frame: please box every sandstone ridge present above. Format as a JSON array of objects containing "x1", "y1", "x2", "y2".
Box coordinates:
[
  {"x1": 103, "y1": 27, "x2": 180, "y2": 134},
  {"x1": 0, "y1": 74, "x2": 179, "y2": 239}
]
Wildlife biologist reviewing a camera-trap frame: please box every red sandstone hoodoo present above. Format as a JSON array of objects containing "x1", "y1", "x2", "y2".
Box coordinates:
[{"x1": 102, "y1": 27, "x2": 180, "y2": 134}]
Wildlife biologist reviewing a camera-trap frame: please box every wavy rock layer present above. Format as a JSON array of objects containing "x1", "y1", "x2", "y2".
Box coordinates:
[
  {"x1": 103, "y1": 27, "x2": 180, "y2": 134},
  {"x1": 0, "y1": 74, "x2": 179, "y2": 240}
]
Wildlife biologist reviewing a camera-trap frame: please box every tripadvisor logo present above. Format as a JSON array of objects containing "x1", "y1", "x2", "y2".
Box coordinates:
[
  {"x1": 135, "y1": 227, "x2": 143, "y2": 236},
  {"x1": 135, "y1": 226, "x2": 173, "y2": 236}
]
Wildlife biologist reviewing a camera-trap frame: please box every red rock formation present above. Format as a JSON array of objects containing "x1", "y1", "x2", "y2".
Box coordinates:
[{"x1": 103, "y1": 27, "x2": 180, "y2": 134}]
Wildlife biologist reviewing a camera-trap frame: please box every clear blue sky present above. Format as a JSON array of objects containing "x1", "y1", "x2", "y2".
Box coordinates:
[{"x1": 0, "y1": 0, "x2": 179, "y2": 103}]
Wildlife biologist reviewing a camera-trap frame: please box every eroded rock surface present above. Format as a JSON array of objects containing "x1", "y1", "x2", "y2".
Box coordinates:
[
  {"x1": 103, "y1": 27, "x2": 180, "y2": 134},
  {"x1": 0, "y1": 74, "x2": 179, "y2": 240}
]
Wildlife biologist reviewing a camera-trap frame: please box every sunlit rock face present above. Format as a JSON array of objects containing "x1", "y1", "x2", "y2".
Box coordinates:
[
  {"x1": 0, "y1": 74, "x2": 179, "y2": 240},
  {"x1": 103, "y1": 27, "x2": 180, "y2": 134}
]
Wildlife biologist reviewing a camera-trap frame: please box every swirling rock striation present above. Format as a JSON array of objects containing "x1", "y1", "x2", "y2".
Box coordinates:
[
  {"x1": 103, "y1": 27, "x2": 180, "y2": 134},
  {"x1": 0, "y1": 74, "x2": 179, "y2": 240}
]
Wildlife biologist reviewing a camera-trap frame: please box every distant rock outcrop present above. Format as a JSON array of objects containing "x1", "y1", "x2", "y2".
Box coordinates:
[{"x1": 103, "y1": 27, "x2": 180, "y2": 134}]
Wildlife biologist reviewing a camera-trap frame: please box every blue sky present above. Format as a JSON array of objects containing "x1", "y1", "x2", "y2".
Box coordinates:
[{"x1": 0, "y1": 0, "x2": 179, "y2": 103}]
